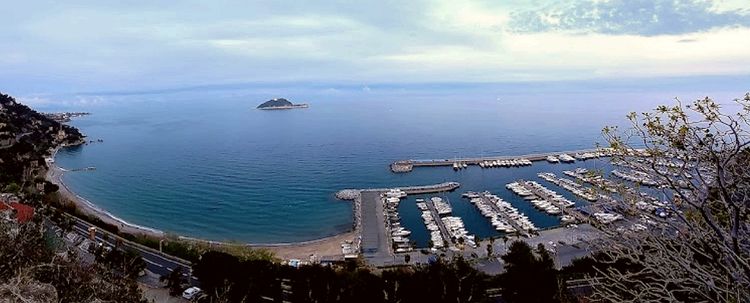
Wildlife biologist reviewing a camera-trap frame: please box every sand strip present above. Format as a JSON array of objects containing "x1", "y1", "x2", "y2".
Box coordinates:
[{"x1": 45, "y1": 155, "x2": 357, "y2": 260}]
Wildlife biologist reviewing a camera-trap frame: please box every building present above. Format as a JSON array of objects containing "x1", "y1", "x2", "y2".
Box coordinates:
[{"x1": 0, "y1": 201, "x2": 35, "y2": 224}]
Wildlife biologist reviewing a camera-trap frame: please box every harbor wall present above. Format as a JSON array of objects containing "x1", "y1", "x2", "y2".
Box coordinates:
[{"x1": 391, "y1": 148, "x2": 612, "y2": 172}]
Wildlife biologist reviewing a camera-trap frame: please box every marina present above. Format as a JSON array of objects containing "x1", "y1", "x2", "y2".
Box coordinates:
[
  {"x1": 421, "y1": 197, "x2": 454, "y2": 249},
  {"x1": 383, "y1": 189, "x2": 414, "y2": 253},
  {"x1": 537, "y1": 172, "x2": 599, "y2": 201},
  {"x1": 563, "y1": 168, "x2": 619, "y2": 193},
  {"x1": 507, "y1": 180, "x2": 588, "y2": 224},
  {"x1": 611, "y1": 169, "x2": 660, "y2": 187},
  {"x1": 462, "y1": 191, "x2": 537, "y2": 237},
  {"x1": 335, "y1": 182, "x2": 461, "y2": 200},
  {"x1": 390, "y1": 148, "x2": 613, "y2": 172},
  {"x1": 562, "y1": 168, "x2": 672, "y2": 216},
  {"x1": 345, "y1": 182, "x2": 463, "y2": 262}
]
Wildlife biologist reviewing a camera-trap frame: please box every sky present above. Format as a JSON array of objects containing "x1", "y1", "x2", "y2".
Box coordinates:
[{"x1": 1, "y1": 0, "x2": 749, "y2": 105}]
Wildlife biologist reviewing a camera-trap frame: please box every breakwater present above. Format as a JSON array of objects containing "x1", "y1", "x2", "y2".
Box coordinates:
[
  {"x1": 390, "y1": 148, "x2": 613, "y2": 173},
  {"x1": 335, "y1": 181, "x2": 460, "y2": 200},
  {"x1": 336, "y1": 182, "x2": 460, "y2": 261}
]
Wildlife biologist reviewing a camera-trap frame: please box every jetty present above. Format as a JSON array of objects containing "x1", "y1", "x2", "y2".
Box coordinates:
[
  {"x1": 390, "y1": 148, "x2": 613, "y2": 173},
  {"x1": 476, "y1": 192, "x2": 531, "y2": 237},
  {"x1": 424, "y1": 197, "x2": 454, "y2": 246},
  {"x1": 338, "y1": 182, "x2": 459, "y2": 264},
  {"x1": 66, "y1": 166, "x2": 97, "y2": 172},
  {"x1": 516, "y1": 180, "x2": 590, "y2": 224},
  {"x1": 335, "y1": 182, "x2": 460, "y2": 200}
]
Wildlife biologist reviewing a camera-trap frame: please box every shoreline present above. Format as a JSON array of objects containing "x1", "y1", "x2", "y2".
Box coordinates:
[
  {"x1": 46, "y1": 147, "x2": 358, "y2": 259},
  {"x1": 47, "y1": 162, "x2": 166, "y2": 238}
]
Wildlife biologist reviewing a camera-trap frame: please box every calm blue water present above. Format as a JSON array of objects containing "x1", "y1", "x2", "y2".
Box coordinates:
[{"x1": 51, "y1": 92, "x2": 694, "y2": 243}]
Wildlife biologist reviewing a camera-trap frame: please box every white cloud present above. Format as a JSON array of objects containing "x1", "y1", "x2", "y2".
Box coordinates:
[{"x1": 0, "y1": 0, "x2": 748, "y2": 95}]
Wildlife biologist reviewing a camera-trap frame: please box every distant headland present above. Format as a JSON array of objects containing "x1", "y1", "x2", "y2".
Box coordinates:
[
  {"x1": 43, "y1": 112, "x2": 91, "y2": 123},
  {"x1": 256, "y1": 98, "x2": 309, "y2": 110}
]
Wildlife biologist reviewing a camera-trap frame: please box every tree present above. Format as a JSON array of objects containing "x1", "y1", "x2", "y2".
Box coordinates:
[
  {"x1": 595, "y1": 94, "x2": 750, "y2": 302},
  {"x1": 161, "y1": 267, "x2": 186, "y2": 296},
  {"x1": 192, "y1": 251, "x2": 241, "y2": 298},
  {"x1": 0, "y1": 220, "x2": 146, "y2": 302},
  {"x1": 97, "y1": 247, "x2": 146, "y2": 278},
  {"x1": 500, "y1": 241, "x2": 558, "y2": 303},
  {"x1": 3, "y1": 182, "x2": 20, "y2": 193},
  {"x1": 535, "y1": 244, "x2": 559, "y2": 301}
]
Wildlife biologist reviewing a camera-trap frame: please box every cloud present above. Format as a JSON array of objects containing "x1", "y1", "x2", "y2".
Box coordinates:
[
  {"x1": 0, "y1": 0, "x2": 748, "y2": 96},
  {"x1": 15, "y1": 95, "x2": 107, "y2": 110},
  {"x1": 509, "y1": 0, "x2": 750, "y2": 36},
  {"x1": 677, "y1": 38, "x2": 699, "y2": 43}
]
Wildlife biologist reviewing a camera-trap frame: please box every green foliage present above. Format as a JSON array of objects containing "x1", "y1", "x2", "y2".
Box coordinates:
[
  {"x1": 193, "y1": 252, "x2": 495, "y2": 303},
  {"x1": 96, "y1": 247, "x2": 146, "y2": 279},
  {"x1": 161, "y1": 267, "x2": 187, "y2": 296},
  {"x1": 500, "y1": 241, "x2": 559, "y2": 303},
  {"x1": 0, "y1": 220, "x2": 146, "y2": 302},
  {"x1": 3, "y1": 182, "x2": 20, "y2": 193}
]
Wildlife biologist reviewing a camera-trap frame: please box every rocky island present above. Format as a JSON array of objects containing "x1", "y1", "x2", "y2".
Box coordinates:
[{"x1": 256, "y1": 98, "x2": 309, "y2": 110}]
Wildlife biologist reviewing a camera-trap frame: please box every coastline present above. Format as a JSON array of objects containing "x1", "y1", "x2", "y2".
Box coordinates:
[
  {"x1": 46, "y1": 161, "x2": 166, "y2": 238},
  {"x1": 46, "y1": 146, "x2": 357, "y2": 260}
]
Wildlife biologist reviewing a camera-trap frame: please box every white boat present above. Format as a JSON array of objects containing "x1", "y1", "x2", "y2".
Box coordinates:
[
  {"x1": 546, "y1": 155, "x2": 560, "y2": 163},
  {"x1": 392, "y1": 229, "x2": 411, "y2": 236},
  {"x1": 561, "y1": 215, "x2": 576, "y2": 223},
  {"x1": 559, "y1": 154, "x2": 576, "y2": 163}
]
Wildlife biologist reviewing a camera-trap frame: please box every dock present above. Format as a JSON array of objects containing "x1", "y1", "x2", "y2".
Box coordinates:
[
  {"x1": 390, "y1": 148, "x2": 612, "y2": 173},
  {"x1": 359, "y1": 191, "x2": 392, "y2": 263},
  {"x1": 340, "y1": 182, "x2": 460, "y2": 264},
  {"x1": 476, "y1": 192, "x2": 531, "y2": 237},
  {"x1": 335, "y1": 182, "x2": 460, "y2": 200},
  {"x1": 517, "y1": 180, "x2": 589, "y2": 223},
  {"x1": 424, "y1": 198, "x2": 454, "y2": 246}
]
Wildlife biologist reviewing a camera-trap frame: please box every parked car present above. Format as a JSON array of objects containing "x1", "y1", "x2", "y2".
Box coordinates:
[{"x1": 182, "y1": 287, "x2": 202, "y2": 300}]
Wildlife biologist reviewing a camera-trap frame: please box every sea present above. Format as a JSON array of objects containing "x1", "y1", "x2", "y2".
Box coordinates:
[{"x1": 45, "y1": 85, "x2": 743, "y2": 245}]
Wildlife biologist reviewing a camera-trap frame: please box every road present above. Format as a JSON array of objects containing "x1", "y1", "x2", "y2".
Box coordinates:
[
  {"x1": 360, "y1": 191, "x2": 396, "y2": 265},
  {"x1": 64, "y1": 214, "x2": 199, "y2": 285}
]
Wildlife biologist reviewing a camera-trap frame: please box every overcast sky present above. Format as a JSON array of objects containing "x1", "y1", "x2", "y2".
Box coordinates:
[{"x1": 2, "y1": 0, "x2": 749, "y2": 102}]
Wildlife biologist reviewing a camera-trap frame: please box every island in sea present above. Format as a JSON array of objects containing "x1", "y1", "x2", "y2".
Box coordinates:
[{"x1": 256, "y1": 98, "x2": 309, "y2": 110}]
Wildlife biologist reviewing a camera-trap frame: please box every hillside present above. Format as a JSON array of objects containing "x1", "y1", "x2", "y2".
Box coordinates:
[
  {"x1": 0, "y1": 93, "x2": 84, "y2": 188},
  {"x1": 257, "y1": 98, "x2": 293, "y2": 108},
  {"x1": 257, "y1": 98, "x2": 308, "y2": 109}
]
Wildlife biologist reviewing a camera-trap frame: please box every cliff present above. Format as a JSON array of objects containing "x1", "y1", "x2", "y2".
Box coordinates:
[{"x1": 0, "y1": 93, "x2": 84, "y2": 187}]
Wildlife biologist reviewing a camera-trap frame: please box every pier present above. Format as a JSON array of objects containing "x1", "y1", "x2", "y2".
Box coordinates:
[
  {"x1": 517, "y1": 180, "x2": 590, "y2": 224},
  {"x1": 360, "y1": 191, "x2": 392, "y2": 263},
  {"x1": 424, "y1": 198, "x2": 454, "y2": 246},
  {"x1": 390, "y1": 148, "x2": 612, "y2": 173},
  {"x1": 477, "y1": 193, "x2": 531, "y2": 237},
  {"x1": 346, "y1": 182, "x2": 459, "y2": 264},
  {"x1": 335, "y1": 182, "x2": 460, "y2": 200}
]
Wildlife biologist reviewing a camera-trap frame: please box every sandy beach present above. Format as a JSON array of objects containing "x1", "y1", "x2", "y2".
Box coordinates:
[
  {"x1": 253, "y1": 231, "x2": 356, "y2": 260},
  {"x1": 45, "y1": 155, "x2": 358, "y2": 260},
  {"x1": 46, "y1": 163, "x2": 166, "y2": 238}
]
